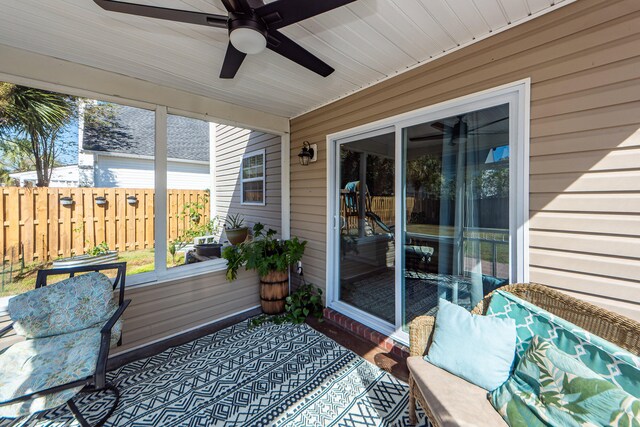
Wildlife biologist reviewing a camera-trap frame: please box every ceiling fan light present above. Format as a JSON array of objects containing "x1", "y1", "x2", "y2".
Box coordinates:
[{"x1": 230, "y1": 27, "x2": 267, "y2": 54}]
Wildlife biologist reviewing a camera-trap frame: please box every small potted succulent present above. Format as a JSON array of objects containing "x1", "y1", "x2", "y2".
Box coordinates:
[{"x1": 224, "y1": 213, "x2": 249, "y2": 245}]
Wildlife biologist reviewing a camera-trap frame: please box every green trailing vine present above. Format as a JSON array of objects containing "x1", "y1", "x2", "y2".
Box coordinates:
[{"x1": 250, "y1": 283, "x2": 324, "y2": 327}]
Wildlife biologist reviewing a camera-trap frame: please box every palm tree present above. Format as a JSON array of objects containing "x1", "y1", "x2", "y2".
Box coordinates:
[{"x1": 0, "y1": 83, "x2": 75, "y2": 186}]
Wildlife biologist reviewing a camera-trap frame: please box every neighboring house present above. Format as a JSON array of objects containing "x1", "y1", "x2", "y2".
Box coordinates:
[
  {"x1": 9, "y1": 165, "x2": 79, "y2": 187},
  {"x1": 80, "y1": 104, "x2": 211, "y2": 190},
  {"x1": 10, "y1": 105, "x2": 212, "y2": 189}
]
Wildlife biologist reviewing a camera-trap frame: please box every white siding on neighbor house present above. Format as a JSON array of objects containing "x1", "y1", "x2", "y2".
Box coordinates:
[
  {"x1": 215, "y1": 125, "x2": 281, "y2": 236},
  {"x1": 95, "y1": 155, "x2": 210, "y2": 190},
  {"x1": 9, "y1": 165, "x2": 79, "y2": 187}
]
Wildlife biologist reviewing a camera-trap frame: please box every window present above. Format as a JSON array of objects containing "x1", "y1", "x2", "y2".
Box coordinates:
[
  {"x1": 241, "y1": 149, "x2": 265, "y2": 205},
  {"x1": 0, "y1": 81, "x2": 157, "y2": 295},
  {"x1": 166, "y1": 113, "x2": 215, "y2": 271},
  {"x1": 0, "y1": 79, "x2": 278, "y2": 297}
]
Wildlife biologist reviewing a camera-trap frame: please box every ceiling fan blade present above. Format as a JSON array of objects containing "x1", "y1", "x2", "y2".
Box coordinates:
[
  {"x1": 430, "y1": 122, "x2": 446, "y2": 132},
  {"x1": 409, "y1": 135, "x2": 444, "y2": 142},
  {"x1": 468, "y1": 117, "x2": 508, "y2": 132},
  {"x1": 219, "y1": 42, "x2": 247, "y2": 79},
  {"x1": 220, "y1": 0, "x2": 250, "y2": 14},
  {"x1": 267, "y1": 31, "x2": 334, "y2": 77},
  {"x1": 92, "y1": 0, "x2": 228, "y2": 28},
  {"x1": 256, "y1": 0, "x2": 356, "y2": 29}
]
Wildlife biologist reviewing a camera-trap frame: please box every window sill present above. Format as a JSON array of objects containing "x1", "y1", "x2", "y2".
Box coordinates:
[
  {"x1": 125, "y1": 258, "x2": 229, "y2": 288},
  {"x1": 0, "y1": 259, "x2": 230, "y2": 315}
]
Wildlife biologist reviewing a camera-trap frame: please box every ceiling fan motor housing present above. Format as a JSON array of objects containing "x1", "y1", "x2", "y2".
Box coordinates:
[{"x1": 228, "y1": 14, "x2": 269, "y2": 54}]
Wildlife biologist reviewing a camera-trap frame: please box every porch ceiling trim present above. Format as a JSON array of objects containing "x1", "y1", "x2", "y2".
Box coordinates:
[{"x1": 0, "y1": 43, "x2": 289, "y2": 135}]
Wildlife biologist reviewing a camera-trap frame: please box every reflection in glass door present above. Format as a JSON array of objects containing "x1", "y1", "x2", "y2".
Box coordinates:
[
  {"x1": 401, "y1": 104, "x2": 511, "y2": 329},
  {"x1": 337, "y1": 131, "x2": 395, "y2": 323}
]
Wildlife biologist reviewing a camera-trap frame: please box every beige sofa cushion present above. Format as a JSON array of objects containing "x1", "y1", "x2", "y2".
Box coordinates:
[{"x1": 407, "y1": 356, "x2": 508, "y2": 427}]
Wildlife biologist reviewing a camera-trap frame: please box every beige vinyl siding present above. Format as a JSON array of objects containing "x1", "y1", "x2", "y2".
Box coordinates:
[
  {"x1": 290, "y1": 0, "x2": 640, "y2": 320},
  {"x1": 215, "y1": 125, "x2": 282, "y2": 235},
  {"x1": 113, "y1": 269, "x2": 259, "y2": 353}
]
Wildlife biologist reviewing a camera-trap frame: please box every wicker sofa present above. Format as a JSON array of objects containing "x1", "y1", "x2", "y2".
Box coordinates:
[{"x1": 407, "y1": 283, "x2": 640, "y2": 427}]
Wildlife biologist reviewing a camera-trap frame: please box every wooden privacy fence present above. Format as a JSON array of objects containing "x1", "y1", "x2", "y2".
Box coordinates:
[
  {"x1": 0, "y1": 187, "x2": 210, "y2": 263},
  {"x1": 353, "y1": 196, "x2": 508, "y2": 229}
]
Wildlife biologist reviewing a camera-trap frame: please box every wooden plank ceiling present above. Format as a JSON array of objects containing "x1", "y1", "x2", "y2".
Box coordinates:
[{"x1": 0, "y1": 0, "x2": 570, "y2": 118}]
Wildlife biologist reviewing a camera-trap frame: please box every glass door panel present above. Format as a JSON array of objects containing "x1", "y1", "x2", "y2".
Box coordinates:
[
  {"x1": 338, "y1": 131, "x2": 395, "y2": 323},
  {"x1": 401, "y1": 104, "x2": 510, "y2": 329}
]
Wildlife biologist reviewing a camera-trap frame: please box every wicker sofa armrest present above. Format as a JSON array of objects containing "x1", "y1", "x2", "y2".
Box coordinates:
[{"x1": 409, "y1": 315, "x2": 436, "y2": 357}]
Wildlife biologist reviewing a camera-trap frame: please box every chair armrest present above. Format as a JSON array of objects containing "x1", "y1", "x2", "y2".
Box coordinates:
[
  {"x1": 95, "y1": 299, "x2": 131, "y2": 388},
  {"x1": 0, "y1": 323, "x2": 14, "y2": 338},
  {"x1": 101, "y1": 299, "x2": 131, "y2": 335},
  {"x1": 409, "y1": 315, "x2": 436, "y2": 357}
]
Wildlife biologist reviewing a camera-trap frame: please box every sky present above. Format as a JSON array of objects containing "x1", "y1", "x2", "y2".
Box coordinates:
[{"x1": 57, "y1": 119, "x2": 79, "y2": 165}]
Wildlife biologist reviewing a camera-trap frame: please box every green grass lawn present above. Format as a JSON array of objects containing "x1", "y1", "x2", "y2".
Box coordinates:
[{"x1": 0, "y1": 249, "x2": 185, "y2": 297}]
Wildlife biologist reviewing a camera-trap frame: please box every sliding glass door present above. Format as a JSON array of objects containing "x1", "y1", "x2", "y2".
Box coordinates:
[
  {"x1": 401, "y1": 104, "x2": 510, "y2": 330},
  {"x1": 329, "y1": 82, "x2": 528, "y2": 343}
]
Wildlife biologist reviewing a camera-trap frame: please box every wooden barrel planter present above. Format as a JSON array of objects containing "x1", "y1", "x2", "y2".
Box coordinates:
[{"x1": 260, "y1": 270, "x2": 289, "y2": 314}]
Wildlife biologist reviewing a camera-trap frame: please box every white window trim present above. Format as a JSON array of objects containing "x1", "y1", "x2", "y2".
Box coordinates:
[
  {"x1": 326, "y1": 79, "x2": 531, "y2": 346},
  {"x1": 240, "y1": 148, "x2": 266, "y2": 206}
]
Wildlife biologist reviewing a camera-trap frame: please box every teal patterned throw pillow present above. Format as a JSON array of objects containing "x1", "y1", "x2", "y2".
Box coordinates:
[
  {"x1": 490, "y1": 336, "x2": 640, "y2": 427},
  {"x1": 486, "y1": 290, "x2": 640, "y2": 398}
]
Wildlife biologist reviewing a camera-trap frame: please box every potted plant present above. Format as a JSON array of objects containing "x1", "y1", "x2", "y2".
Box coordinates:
[
  {"x1": 222, "y1": 223, "x2": 306, "y2": 314},
  {"x1": 168, "y1": 217, "x2": 221, "y2": 265},
  {"x1": 224, "y1": 213, "x2": 249, "y2": 245}
]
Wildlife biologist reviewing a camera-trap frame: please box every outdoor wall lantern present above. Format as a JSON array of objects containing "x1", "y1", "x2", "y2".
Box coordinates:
[
  {"x1": 59, "y1": 196, "x2": 74, "y2": 206},
  {"x1": 95, "y1": 196, "x2": 107, "y2": 206},
  {"x1": 126, "y1": 195, "x2": 138, "y2": 205},
  {"x1": 298, "y1": 141, "x2": 317, "y2": 166}
]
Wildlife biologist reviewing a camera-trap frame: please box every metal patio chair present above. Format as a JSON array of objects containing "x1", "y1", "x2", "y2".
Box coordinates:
[{"x1": 0, "y1": 262, "x2": 130, "y2": 427}]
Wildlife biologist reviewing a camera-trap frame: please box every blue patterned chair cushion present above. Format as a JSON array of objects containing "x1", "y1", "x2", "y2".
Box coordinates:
[
  {"x1": 0, "y1": 318, "x2": 122, "y2": 418},
  {"x1": 8, "y1": 272, "x2": 116, "y2": 338},
  {"x1": 490, "y1": 336, "x2": 640, "y2": 427},
  {"x1": 486, "y1": 290, "x2": 640, "y2": 398}
]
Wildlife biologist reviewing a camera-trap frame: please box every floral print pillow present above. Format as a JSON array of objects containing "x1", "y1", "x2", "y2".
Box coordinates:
[
  {"x1": 8, "y1": 272, "x2": 116, "y2": 338},
  {"x1": 486, "y1": 290, "x2": 640, "y2": 398},
  {"x1": 490, "y1": 336, "x2": 640, "y2": 427}
]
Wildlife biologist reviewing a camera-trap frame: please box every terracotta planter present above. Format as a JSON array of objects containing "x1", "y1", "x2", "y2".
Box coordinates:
[
  {"x1": 226, "y1": 227, "x2": 248, "y2": 245},
  {"x1": 259, "y1": 270, "x2": 289, "y2": 314}
]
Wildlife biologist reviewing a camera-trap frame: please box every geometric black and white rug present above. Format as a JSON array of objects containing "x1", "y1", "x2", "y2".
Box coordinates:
[{"x1": 3, "y1": 321, "x2": 426, "y2": 426}]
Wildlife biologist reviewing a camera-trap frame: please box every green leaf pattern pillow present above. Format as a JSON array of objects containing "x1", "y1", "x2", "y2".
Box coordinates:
[
  {"x1": 486, "y1": 290, "x2": 640, "y2": 398},
  {"x1": 490, "y1": 336, "x2": 640, "y2": 427}
]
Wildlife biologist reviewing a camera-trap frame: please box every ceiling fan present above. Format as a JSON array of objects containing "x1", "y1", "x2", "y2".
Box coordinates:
[{"x1": 92, "y1": 0, "x2": 356, "y2": 79}]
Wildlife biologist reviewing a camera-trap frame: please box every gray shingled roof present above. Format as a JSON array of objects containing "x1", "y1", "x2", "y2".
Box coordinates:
[{"x1": 82, "y1": 104, "x2": 209, "y2": 162}]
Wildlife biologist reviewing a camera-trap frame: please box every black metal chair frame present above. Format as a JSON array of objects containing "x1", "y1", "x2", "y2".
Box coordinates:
[{"x1": 0, "y1": 262, "x2": 131, "y2": 427}]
